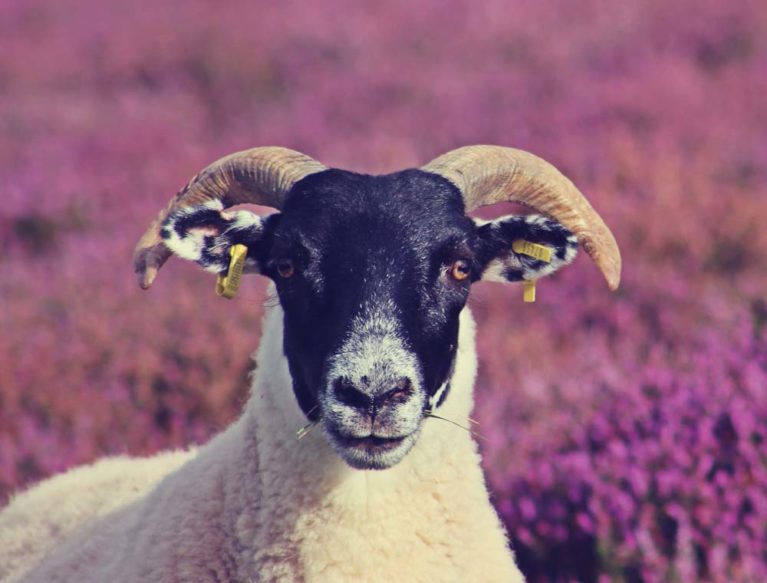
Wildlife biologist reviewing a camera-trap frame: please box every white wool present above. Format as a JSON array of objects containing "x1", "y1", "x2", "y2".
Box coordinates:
[{"x1": 0, "y1": 299, "x2": 524, "y2": 582}]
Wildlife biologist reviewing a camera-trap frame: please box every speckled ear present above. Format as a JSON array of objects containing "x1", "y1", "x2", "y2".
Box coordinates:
[
  {"x1": 160, "y1": 200, "x2": 268, "y2": 274},
  {"x1": 474, "y1": 214, "x2": 578, "y2": 283}
]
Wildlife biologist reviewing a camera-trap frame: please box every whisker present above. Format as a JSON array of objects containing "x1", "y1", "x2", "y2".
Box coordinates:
[
  {"x1": 304, "y1": 404, "x2": 320, "y2": 417},
  {"x1": 296, "y1": 421, "x2": 317, "y2": 441},
  {"x1": 296, "y1": 405, "x2": 322, "y2": 441},
  {"x1": 425, "y1": 411, "x2": 486, "y2": 441}
]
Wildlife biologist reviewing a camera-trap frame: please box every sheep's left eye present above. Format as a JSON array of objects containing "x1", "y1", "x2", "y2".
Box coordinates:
[{"x1": 449, "y1": 259, "x2": 471, "y2": 281}]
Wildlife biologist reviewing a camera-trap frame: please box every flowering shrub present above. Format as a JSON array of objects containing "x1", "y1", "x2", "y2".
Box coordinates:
[
  {"x1": 1, "y1": 0, "x2": 765, "y2": 580},
  {"x1": 479, "y1": 289, "x2": 767, "y2": 581}
]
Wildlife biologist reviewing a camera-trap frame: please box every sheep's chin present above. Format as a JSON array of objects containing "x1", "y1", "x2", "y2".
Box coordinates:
[{"x1": 324, "y1": 427, "x2": 420, "y2": 470}]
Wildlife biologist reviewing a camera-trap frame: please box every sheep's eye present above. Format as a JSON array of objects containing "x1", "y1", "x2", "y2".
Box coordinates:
[
  {"x1": 449, "y1": 259, "x2": 471, "y2": 281},
  {"x1": 275, "y1": 259, "x2": 295, "y2": 279}
]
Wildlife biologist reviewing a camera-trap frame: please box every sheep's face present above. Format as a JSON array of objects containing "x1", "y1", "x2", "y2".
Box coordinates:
[
  {"x1": 259, "y1": 170, "x2": 473, "y2": 470},
  {"x1": 163, "y1": 169, "x2": 577, "y2": 470}
]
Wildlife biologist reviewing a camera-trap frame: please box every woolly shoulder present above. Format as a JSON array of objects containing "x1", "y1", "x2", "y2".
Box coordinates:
[{"x1": 0, "y1": 448, "x2": 196, "y2": 582}]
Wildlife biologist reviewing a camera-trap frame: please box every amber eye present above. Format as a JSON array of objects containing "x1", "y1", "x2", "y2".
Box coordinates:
[
  {"x1": 449, "y1": 259, "x2": 471, "y2": 281},
  {"x1": 275, "y1": 259, "x2": 295, "y2": 279}
]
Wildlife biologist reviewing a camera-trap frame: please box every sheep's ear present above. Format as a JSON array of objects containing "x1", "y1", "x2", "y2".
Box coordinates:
[
  {"x1": 473, "y1": 214, "x2": 578, "y2": 283},
  {"x1": 160, "y1": 200, "x2": 269, "y2": 274}
]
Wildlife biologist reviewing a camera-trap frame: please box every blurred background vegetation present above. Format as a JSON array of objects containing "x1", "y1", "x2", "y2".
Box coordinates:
[{"x1": 1, "y1": 0, "x2": 766, "y2": 580}]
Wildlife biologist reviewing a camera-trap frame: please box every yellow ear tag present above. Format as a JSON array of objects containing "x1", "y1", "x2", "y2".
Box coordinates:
[
  {"x1": 522, "y1": 280, "x2": 537, "y2": 303},
  {"x1": 215, "y1": 244, "x2": 248, "y2": 299},
  {"x1": 512, "y1": 239, "x2": 553, "y2": 263},
  {"x1": 513, "y1": 240, "x2": 552, "y2": 303}
]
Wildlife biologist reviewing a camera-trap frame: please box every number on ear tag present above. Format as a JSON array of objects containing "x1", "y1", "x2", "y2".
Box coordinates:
[
  {"x1": 216, "y1": 244, "x2": 248, "y2": 299},
  {"x1": 512, "y1": 239, "x2": 553, "y2": 263}
]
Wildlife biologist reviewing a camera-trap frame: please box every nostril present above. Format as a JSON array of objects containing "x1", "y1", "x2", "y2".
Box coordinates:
[
  {"x1": 395, "y1": 377, "x2": 412, "y2": 391},
  {"x1": 378, "y1": 377, "x2": 413, "y2": 406},
  {"x1": 333, "y1": 378, "x2": 372, "y2": 409}
]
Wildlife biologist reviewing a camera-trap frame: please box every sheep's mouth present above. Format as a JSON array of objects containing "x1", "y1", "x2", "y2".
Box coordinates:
[
  {"x1": 334, "y1": 433, "x2": 406, "y2": 452},
  {"x1": 326, "y1": 428, "x2": 418, "y2": 470}
]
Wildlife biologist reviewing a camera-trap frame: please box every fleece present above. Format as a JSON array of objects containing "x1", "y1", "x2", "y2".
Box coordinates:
[{"x1": 0, "y1": 301, "x2": 524, "y2": 582}]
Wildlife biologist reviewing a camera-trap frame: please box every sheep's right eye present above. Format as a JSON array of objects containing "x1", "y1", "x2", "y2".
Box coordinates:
[
  {"x1": 275, "y1": 259, "x2": 295, "y2": 279},
  {"x1": 449, "y1": 259, "x2": 471, "y2": 282}
]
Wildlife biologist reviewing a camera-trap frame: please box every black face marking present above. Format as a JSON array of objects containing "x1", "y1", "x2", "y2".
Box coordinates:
[{"x1": 253, "y1": 170, "x2": 473, "y2": 426}]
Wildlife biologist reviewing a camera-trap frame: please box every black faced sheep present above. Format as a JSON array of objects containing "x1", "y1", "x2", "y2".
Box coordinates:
[{"x1": 0, "y1": 145, "x2": 620, "y2": 582}]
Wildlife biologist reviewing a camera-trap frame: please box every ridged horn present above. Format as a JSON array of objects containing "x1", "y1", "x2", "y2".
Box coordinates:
[
  {"x1": 133, "y1": 147, "x2": 326, "y2": 289},
  {"x1": 422, "y1": 145, "x2": 621, "y2": 290}
]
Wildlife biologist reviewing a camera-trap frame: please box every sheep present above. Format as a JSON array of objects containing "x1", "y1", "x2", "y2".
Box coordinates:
[{"x1": 0, "y1": 145, "x2": 621, "y2": 582}]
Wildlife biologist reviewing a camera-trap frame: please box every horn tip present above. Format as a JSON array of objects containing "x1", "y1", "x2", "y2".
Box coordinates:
[
  {"x1": 133, "y1": 244, "x2": 168, "y2": 290},
  {"x1": 583, "y1": 232, "x2": 621, "y2": 292},
  {"x1": 600, "y1": 257, "x2": 621, "y2": 292},
  {"x1": 138, "y1": 269, "x2": 156, "y2": 290},
  {"x1": 134, "y1": 258, "x2": 156, "y2": 290}
]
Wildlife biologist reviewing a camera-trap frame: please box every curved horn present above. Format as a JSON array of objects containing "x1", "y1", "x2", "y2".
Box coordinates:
[
  {"x1": 133, "y1": 147, "x2": 326, "y2": 289},
  {"x1": 422, "y1": 145, "x2": 621, "y2": 290}
]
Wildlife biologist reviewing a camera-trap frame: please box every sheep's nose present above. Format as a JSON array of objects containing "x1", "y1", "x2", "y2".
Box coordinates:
[
  {"x1": 333, "y1": 378, "x2": 372, "y2": 409},
  {"x1": 332, "y1": 377, "x2": 414, "y2": 412}
]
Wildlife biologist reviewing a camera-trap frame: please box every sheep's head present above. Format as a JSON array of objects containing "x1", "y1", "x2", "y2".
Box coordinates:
[{"x1": 134, "y1": 146, "x2": 621, "y2": 470}]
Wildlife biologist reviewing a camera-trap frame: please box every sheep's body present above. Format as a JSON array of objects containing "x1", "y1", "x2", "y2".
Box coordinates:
[
  {"x1": 0, "y1": 450, "x2": 194, "y2": 581},
  {"x1": 0, "y1": 301, "x2": 523, "y2": 582}
]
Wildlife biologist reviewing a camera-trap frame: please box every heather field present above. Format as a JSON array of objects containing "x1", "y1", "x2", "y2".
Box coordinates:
[{"x1": 1, "y1": 0, "x2": 766, "y2": 580}]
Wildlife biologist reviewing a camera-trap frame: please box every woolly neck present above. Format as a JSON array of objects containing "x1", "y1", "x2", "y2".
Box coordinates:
[{"x1": 196, "y1": 299, "x2": 520, "y2": 580}]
